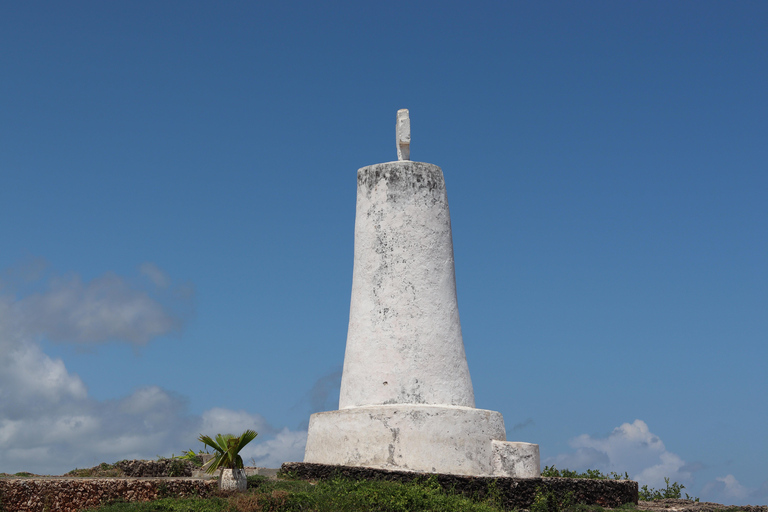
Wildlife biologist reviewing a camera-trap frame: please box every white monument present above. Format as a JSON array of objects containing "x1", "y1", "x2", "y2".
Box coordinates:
[{"x1": 303, "y1": 109, "x2": 540, "y2": 477}]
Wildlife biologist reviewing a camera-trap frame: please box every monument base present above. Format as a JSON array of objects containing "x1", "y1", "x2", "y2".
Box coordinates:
[{"x1": 304, "y1": 404, "x2": 539, "y2": 477}]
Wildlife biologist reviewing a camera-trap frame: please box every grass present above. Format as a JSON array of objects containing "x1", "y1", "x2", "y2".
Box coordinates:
[
  {"x1": 86, "y1": 498, "x2": 229, "y2": 512},
  {"x1": 87, "y1": 476, "x2": 513, "y2": 512},
  {"x1": 81, "y1": 472, "x2": 679, "y2": 512},
  {"x1": 3, "y1": 467, "x2": 712, "y2": 512}
]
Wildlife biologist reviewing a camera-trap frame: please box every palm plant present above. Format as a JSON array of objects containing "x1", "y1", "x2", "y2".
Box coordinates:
[{"x1": 198, "y1": 429, "x2": 258, "y2": 490}]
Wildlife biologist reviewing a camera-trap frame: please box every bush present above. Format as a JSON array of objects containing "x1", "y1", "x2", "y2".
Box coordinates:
[
  {"x1": 542, "y1": 466, "x2": 698, "y2": 503},
  {"x1": 540, "y1": 466, "x2": 628, "y2": 480},
  {"x1": 282, "y1": 476, "x2": 501, "y2": 512},
  {"x1": 639, "y1": 477, "x2": 698, "y2": 502},
  {"x1": 246, "y1": 475, "x2": 268, "y2": 489},
  {"x1": 227, "y1": 491, "x2": 289, "y2": 512},
  {"x1": 530, "y1": 489, "x2": 574, "y2": 512}
]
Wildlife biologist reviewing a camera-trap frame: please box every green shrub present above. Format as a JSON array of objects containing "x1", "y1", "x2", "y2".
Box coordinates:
[
  {"x1": 542, "y1": 466, "x2": 698, "y2": 504},
  {"x1": 176, "y1": 450, "x2": 204, "y2": 467},
  {"x1": 530, "y1": 489, "x2": 574, "y2": 512},
  {"x1": 65, "y1": 462, "x2": 123, "y2": 477},
  {"x1": 639, "y1": 477, "x2": 698, "y2": 502},
  {"x1": 540, "y1": 466, "x2": 628, "y2": 480},
  {"x1": 283, "y1": 477, "x2": 502, "y2": 512},
  {"x1": 228, "y1": 490, "x2": 290, "y2": 512},
  {"x1": 90, "y1": 478, "x2": 504, "y2": 512},
  {"x1": 245, "y1": 475, "x2": 268, "y2": 489},
  {"x1": 167, "y1": 460, "x2": 188, "y2": 478}
]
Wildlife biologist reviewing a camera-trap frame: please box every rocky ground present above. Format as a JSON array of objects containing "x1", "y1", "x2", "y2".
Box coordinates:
[{"x1": 636, "y1": 499, "x2": 767, "y2": 512}]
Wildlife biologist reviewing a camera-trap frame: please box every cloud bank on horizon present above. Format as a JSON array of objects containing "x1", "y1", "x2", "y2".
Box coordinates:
[
  {"x1": 0, "y1": 263, "x2": 306, "y2": 473},
  {"x1": 0, "y1": 262, "x2": 764, "y2": 505}
]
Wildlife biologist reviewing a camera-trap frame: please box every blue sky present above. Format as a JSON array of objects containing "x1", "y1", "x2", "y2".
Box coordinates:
[{"x1": 1, "y1": 0, "x2": 766, "y2": 505}]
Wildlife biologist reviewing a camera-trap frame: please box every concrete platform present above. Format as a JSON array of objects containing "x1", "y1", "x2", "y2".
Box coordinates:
[{"x1": 304, "y1": 404, "x2": 539, "y2": 477}]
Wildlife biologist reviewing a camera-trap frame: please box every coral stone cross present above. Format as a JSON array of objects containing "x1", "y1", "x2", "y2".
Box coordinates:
[{"x1": 396, "y1": 109, "x2": 410, "y2": 161}]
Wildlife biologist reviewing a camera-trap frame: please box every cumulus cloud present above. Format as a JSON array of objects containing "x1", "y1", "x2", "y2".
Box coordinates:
[
  {"x1": 0, "y1": 264, "x2": 305, "y2": 475},
  {"x1": 547, "y1": 419, "x2": 692, "y2": 489},
  {"x1": 0, "y1": 336, "x2": 306, "y2": 474},
  {"x1": 244, "y1": 428, "x2": 308, "y2": 468},
  {"x1": 701, "y1": 475, "x2": 768, "y2": 505},
  {"x1": 705, "y1": 475, "x2": 750, "y2": 501},
  {"x1": 1, "y1": 275, "x2": 193, "y2": 472},
  {"x1": 10, "y1": 271, "x2": 184, "y2": 345},
  {"x1": 0, "y1": 382, "x2": 193, "y2": 473},
  {"x1": 201, "y1": 408, "x2": 276, "y2": 437},
  {"x1": 0, "y1": 296, "x2": 88, "y2": 419}
]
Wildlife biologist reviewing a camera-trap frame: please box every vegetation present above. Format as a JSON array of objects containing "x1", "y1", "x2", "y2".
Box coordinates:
[
  {"x1": 541, "y1": 466, "x2": 699, "y2": 503},
  {"x1": 178, "y1": 450, "x2": 206, "y2": 467},
  {"x1": 86, "y1": 497, "x2": 229, "y2": 512},
  {"x1": 158, "y1": 450, "x2": 206, "y2": 468},
  {"x1": 88, "y1": 476, "x2": 507, "y2": 512},
  {"x1": 199, "y1": 430, "x2": 258, "y2": 475},
  {"x1": 541, "y1": 466, "x2": 629, "y2": 480},
  {"x1": 80, "y1": 474, "x2": 711, "y2": 512},
  {"x1": 530, "y1": 488, "x2": 574, "y2": 512},
  {"x1": 3, "y1": 463, "x2": 708, "y2": 512},
  {"x1": 65, "y1": 462, "x2": 123, "y2": 477},
  {"x1": 639, "y1": 477, "x2": 699, "y2": 502}
]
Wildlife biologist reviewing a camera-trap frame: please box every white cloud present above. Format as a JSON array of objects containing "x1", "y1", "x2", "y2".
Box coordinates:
[
  {"x1": 0, "y1": 265, "x2": 305, "y2": 475},
  {"x1": 0, "y1": 371, "x2": 306, "y2": 475},
  {"x1": 547, "y1": 419, "x2": 691, "y2": 489},
  {"x1": 700, "y1": 474, "x2": 768, "y2": 505},
  {"x1": 0, "y1": 296, "x2": 88, "y2": 422},
  {"x1": 244, "y1": 428, "x2": 308, "y2": 468},
  {"x1": 712, "y1": 475, "x2": 750, "y2": 501},
  {"x1": 11, "y1": 272, "x2": 182, "y2": 345},
  {"x1": 200, "y1": 408, "x2": 275, "y2": 437},
  {"x1": 0, "y1": 332, "x2": 87, "y2": 407}
]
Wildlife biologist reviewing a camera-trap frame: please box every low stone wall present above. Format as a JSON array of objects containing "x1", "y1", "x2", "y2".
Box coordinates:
[
  {"x1": 281, "y1": 462, "x2": 638, "y2": 510},
  {"x1": 0, "y1": 478, "x2": 216, "y2": 512},
  {"x1": 116, "y1": 459, "x2": 198, "y2": 477}
]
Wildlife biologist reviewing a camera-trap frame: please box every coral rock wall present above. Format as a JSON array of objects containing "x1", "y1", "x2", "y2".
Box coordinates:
[
  {"x1": 282, "y1": 462, "x2": 639, "y2": 510},
  {"x1": 116, "y1": 459, "x2": 197, "y2": 477},
  {"x1": 0, "y1": 478, "x2": 215, "y2": 512}
]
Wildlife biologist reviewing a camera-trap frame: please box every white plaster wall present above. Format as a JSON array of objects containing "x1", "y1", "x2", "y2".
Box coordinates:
[
  {"x1": 338, "y1": 161, "x2": 475, "y2": 409},
  {"x1": 304, "y1": 405, "x2": 507, "y2": 476},
  {"x1": 491, "y1": 441, "x2": 541, "y2": 478}
]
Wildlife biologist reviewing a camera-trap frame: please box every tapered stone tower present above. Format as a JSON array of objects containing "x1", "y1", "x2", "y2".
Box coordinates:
[{"x1": 303, "y1": 110, "x2": 540, "y2": 477}]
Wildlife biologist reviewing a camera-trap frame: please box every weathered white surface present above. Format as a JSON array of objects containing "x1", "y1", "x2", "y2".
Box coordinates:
[
  {"x1": 492, "y1": 441, "x2": 541, "y2": 478},
  {"x1": 305, "y1": 405, "x2": 510, "y2": 476},
  {"x1": 396, "y1": 109, "x2": 410, "y2": 161},
  {"x1": 219, "y1": 468, "x2": 247, "y2": 491},
  {"x1": 303, "y1": 140, "x2": 540, "y2": 478},
  {"x1": 338, "y1": 161, "x2": 474, "y2": 409}
]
